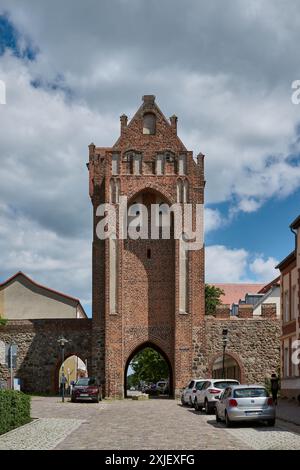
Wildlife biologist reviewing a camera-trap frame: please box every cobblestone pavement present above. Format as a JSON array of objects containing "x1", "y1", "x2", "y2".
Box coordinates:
[
  {"x1": 0, "y1": 418, "x2": 83, "y2": 450},
  {"x1": 1, "y1": 397, "x2": 300, "y2": 450}
]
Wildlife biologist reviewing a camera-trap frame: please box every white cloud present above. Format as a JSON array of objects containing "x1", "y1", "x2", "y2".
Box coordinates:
[
  {"x1": 204, "y1": 208, "x2": 223, "y2": 233},
  {"x1": 205, "y1": 245, "x2": 248, "y2": 282},
  {"x1": 206, "y1": 245, "x2": 279, "y2": 283},
  {"x1": 249, "y1": 256, "x2": 279, "y2": 282}
]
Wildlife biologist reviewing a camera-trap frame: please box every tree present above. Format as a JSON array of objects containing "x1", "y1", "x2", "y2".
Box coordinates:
[
  {"x1": 130, "y1": 348, "x2": 169, "y2": 384},
  {"x1": 205, "y1": 284, "x2": 225, "y2": 315}
]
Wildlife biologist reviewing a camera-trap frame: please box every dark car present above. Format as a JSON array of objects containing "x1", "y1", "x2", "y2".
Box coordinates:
[{"x1": 71, "y1": 377, "x2": 102, "y2": 403}]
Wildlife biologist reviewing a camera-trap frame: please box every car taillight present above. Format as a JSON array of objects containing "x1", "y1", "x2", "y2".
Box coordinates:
[
  {"x1": 208, "y1": 389, "x2": 220, "y2": 394},
  {"x1": 267, "y1": 397, "x2": 273, "y2": 406},
  {"x1": 229, "y1": 399, "x2": 238, "y2": 407}
]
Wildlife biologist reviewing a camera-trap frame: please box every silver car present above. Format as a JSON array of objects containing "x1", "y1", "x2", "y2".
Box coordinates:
[{"x1": 215, "y1": 384, "x2": 276, "y2": 427}]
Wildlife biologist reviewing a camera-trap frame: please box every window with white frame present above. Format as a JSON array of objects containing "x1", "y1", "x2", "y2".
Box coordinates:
[
  {"x1": 292, "y1": 337, "x2": 299, "y2": 376},
  {"x1": 284, "y1": 290, "x2": 289, "y2": 322},
  {"x1": 284, "y1": 346, "x2": 289, "y2": 377},
  {"x1": 291, "y1": 285, "x2": 297, "y2": 319}
]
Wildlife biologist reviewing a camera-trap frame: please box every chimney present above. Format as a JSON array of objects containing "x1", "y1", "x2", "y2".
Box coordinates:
[
  {"x1": 142, "y1": 95, "x2": 155, "y2": 106},
  {"x1": 88, "y1": 142, "x2": 95, "y2": 157},
  {"x1": 120, "y1": 114, "x2": 128, "y2": 134},
  {"x1": 170, "y1": 115, "x2": 178, "y2": 134}
]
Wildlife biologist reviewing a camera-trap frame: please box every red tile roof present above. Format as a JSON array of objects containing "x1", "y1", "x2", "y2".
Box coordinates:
[{"x1": 211, "y1": 283, "x2": 265, "y2": 306}]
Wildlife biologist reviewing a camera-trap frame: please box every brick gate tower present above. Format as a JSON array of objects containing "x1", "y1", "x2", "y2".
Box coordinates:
[{"x1": 88, "y1": 96, "x2": 205, "y2": 397}]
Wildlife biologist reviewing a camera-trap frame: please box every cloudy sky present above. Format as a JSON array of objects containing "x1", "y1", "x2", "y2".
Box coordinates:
[{"x1": 1, "y1": 0, "x2": 300, "y2": 315}]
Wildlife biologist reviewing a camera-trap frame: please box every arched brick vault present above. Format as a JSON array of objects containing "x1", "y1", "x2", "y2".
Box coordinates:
[
  {"x1": 126, "y1": 183, "x2": 173, "y2": 205},
  {"x1": 207, "y1": 350, "x2": 245, "y2": 383},
  {"x1": 123, "y1": 340, "x2": 174, "y2": 397}
]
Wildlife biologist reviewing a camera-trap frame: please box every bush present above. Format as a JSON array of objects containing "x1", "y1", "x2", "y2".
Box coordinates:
[{"x1": 0, "y1": 390, "x2": 31, "y2": 435}]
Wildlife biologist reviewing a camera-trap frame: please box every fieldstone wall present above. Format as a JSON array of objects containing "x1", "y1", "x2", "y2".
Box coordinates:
[
  {"x1": 0, "y1": 319, "x2": 92, "y2": 393},
  {"x1": 192, "y1": 316, "x2": 281, "y2": 385}
]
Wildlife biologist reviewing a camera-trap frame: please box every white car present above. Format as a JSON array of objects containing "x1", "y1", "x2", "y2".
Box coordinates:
[
  {"x1": 181, "y1": 379, "x2": 206, "y2": 406},
  {"x1": 194, "y1": 378, "x2": 240, "y2": 413},
  {"x1": 215, "y1": 384, "x2": 276, "y2": 427}
]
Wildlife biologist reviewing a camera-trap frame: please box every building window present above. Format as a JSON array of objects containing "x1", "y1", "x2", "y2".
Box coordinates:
[
  {"x1": 178, "y1": 154, "x2": 186, "y2": 175},
  {"x1": 284, "y1": 346, "x2": 289, "y2": 377},
  {"x1": 291, "y1": 285, "x2": 297, "y2": 320},
  {"x1": 124, "y1": 151, "x2": 142, "y2": 175},
  {"x1": 143, "y1": 113, "x2": 156, "y2": 135},
  {"x1": 156, "y1": 154, "x2": 165, "y2": 175},
  {"x1": 112, "y1": 153, "x2": 119, "y2": 175},
  {"x1": 133, "y1": 154, "x2": 142, "y2": 175},
  {"x1": 284, "y1": 291, "x2": 289, "y2": 322},
  {"x1": 292, "y1": 337, "x2": 299, "y2": 376}
]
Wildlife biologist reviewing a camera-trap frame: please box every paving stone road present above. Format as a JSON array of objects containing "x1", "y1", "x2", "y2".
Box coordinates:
[{"x1": 1, "y1": 397, "x2": 300, "y2": 450}]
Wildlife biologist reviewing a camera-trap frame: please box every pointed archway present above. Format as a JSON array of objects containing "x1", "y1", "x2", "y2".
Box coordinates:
[{"x1": 124, "y1": 342, "x2": 174, "y2": 398}]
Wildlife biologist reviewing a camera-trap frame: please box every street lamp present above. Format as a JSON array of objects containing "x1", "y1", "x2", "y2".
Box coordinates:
[
  {"x1": 57, "y1": 337, "x2": 70, "y2": 402},
  {"x1": 222, "y1": 328, "x2": 228, "y2": 379}
]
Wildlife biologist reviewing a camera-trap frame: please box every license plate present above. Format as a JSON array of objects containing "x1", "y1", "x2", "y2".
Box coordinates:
[
  {"x1": 245, "y1": 411, "x2": 261, "y2": 415},
  {"x1": 80, "y1": 393, "x2": 89, "y2": 397}
]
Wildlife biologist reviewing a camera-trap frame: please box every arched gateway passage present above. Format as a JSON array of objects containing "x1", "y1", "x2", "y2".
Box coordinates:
[{"x1": 124, "y1": 343, "x2": 174, "y2": 398}]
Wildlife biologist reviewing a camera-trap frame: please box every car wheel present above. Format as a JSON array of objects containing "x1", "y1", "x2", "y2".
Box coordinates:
[
  {"x1": 267, "y1": 419, "x2": 275, "y2": 427},
  {"x1": 205, "y1": 400, "x2": 211, "y2": 415},
  {"x1": 215, "y1": 409, "x2": 221, "y2": 422},
  {"x1": 225, "y1": 412, "x2": 232, "y2": 428}
]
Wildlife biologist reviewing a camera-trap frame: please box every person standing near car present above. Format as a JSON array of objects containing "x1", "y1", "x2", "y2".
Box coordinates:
[{"x1": 270, "y1": 373, "x2": 279, "y2": 405}]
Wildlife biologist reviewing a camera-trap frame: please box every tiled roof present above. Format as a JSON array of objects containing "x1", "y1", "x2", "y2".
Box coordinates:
[{"x1": 211, "y1": 283, "x2": 265, "y2": 306}]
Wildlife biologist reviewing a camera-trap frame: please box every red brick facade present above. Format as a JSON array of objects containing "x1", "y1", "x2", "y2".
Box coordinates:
[{"x1": 89, "y1": 96, "x2": 205, "y2": 397}]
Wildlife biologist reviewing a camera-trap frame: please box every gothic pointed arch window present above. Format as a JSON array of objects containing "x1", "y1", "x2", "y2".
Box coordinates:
[{"x1": 143, "y1": 113, "x2": 156, "y2": 135}]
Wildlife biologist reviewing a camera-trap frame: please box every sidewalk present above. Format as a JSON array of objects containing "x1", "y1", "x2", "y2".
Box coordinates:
[{"x1": 276, "y1": 399, "x2": 300, "y2": 426}]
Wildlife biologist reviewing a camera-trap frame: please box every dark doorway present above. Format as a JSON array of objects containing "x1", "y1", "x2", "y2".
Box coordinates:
[{"x1": 124, "y1": 342, "x2": 173, "y2": 398}]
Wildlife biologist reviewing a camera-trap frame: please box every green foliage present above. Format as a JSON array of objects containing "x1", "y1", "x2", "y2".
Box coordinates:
[
  {"x1": 130, "y1": 348, "x2": 169, "y2": 384},
  {"x1": 0, "y1": 390, "x2": 31, "y2": 435},
  {"x1": 205, "y1": 284, "x2": 225, "y2": 315},
  {"x1": 0, "y1": 317, "x2": 7, "y2": 326}
]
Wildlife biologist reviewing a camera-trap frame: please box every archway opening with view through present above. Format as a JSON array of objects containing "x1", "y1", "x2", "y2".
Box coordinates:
[
  {"x1": 125, "y1": 344, "x2": 173, "y2": 398},
  {"x1": 57, "y1": 355, "x2": 88, "y2": 394}
]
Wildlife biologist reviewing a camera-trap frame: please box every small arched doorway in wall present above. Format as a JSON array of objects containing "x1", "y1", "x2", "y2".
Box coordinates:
[
  {"x1": 55, "y1": 354, "x2": 88, "y2": 394},
  {"x1": 211, "y1": 353, "x2": 242, "y2": 382},
  {"x1": 124, "y1": 342, "x2": 174, "y2": 398}
]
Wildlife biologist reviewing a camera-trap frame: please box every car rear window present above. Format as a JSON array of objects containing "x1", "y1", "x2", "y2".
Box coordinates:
[
  {"x1": 213, "y1": 381, "x2": 239, "y2": 389},
  {"x1": 76, "y1": 378, "x2": 97, "y2": 386},
  {"x1": 233, "y1": 388, "x2": 268, "y2": 398}
]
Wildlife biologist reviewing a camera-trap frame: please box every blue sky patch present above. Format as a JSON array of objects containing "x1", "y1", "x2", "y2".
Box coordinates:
[{"x1": 0, "y1": 13, "x2": 37, "y2": 60}]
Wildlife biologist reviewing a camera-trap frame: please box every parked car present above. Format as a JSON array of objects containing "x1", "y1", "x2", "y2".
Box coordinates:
[
  {"x1": 181, "y1": 379, "x2": 206, "y2": 406},
  {"x1": 71, "y1": 377, "x2": 102, "y2": 403},
  {"x1": 156, "y1": 381, "x2": 169, "y2": 394},
  {"x1": 215, "y1": 384, "x2": 276, "y2": 427},
  {"x1": 194, "y1": 378, "x2": 240, "y2": 413}
]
